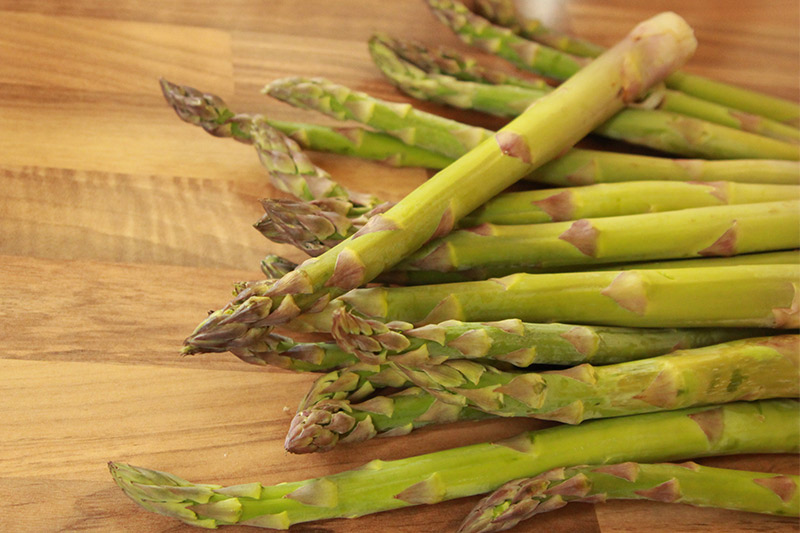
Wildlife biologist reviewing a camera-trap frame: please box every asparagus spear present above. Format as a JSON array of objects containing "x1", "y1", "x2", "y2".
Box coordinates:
[
  {"x1": 263, "y1": 76, "x2": 494, "y2": 160},
  {"x1": 461, "y1": 462, "x2": 800, "y2": 533},
  {"x1": 223, "y1": 331, "x2": 357, "y2": 373},
  {"x1": 287, "y1": 368, "x2": 490, "y2": 453},
  {"x1": 530, "y1": 148, "x2": 800, "y2": 186},
  {"x1": 395, "y1": 201, "x2": 800, "y2": 274},
  {"x1": 392, "y1": 335, "x2": 800, "y2": 422},
  {"x1": 183, "y1": 12, "x2": 698, "y2": 355},
  {"x1": 370, "y1": 36, "x2": 800, "y2": 160},
  {"x1": 109, "y1": 399, "x2": 800, "y2": 529},
  {"x1": 439, "y1": 0, "x2": 800, "y2": 125},
  {"x1": 372, "y1": 32, "x2": 800, "y2": 143},
  {"x1": 330, "y1": 306, "x2": 775, "y2": 367},
  {"x1": 160, "y1": 78, "x2": 453, "y2": 170},
  {"x1": 159, "y1": 79, "x2": 379, "y2": 207},
  {"x1": 285, "y1": 264, "x2": 799, "y2": 333},
  {"x1": 255, "y1": 182, "x2": 799, "y2": 255}
]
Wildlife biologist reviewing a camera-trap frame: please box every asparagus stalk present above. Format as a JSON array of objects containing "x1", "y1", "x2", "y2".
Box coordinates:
[
  {"x1": 255, "y1": 182, "x2": 799, "y2": 255},
  {"x1": 183, "y1": 12, "x2": 697, "y2": 355},
  {"x1": 330, "y1": 306, "x2": 775, "y2": 367},
  {"x1": 285, "y1": 264, "x2": 799, "y2": 333},
  {"x1": 263, "y1": 76, "x2": 494, "y2": 160},
  {"x1": 460, "y1": 462, "x2": 800, "y2": 533},
  {"x1": 287, "y1": 368, "x2": 490, "y2": 453},
  {"x1": 441, "y1": 0, "x2": 800, "y2": 125},
  {"x1": 530, "y1": 148, "x2": 800, "y2": 186},
  {"x1": 370, "y1": 36, "x2": 800, "y2": 160},
  {"x1": 224, "y1": 331, "x2": 357, "y2": 373},
  {"x1": 392, "y1": 335, "x2": 800, "y2": 422},
  {"x1": 395, "y1": 201, "x2": 800, "y2": 274},
  {"x1": 373, "y1": 32, "x2": 800, "y2": 143},
  {"x1": 159, "y1": 79, "x2": 379, "y2": 207},
  {"x1": 160, "y1": 78, "x2": 453, "y2": 169},
  {"x1": 109, "y1": 399, "x2": 800, "y2": 529}
]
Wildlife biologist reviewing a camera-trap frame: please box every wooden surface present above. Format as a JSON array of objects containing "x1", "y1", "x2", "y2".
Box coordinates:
[{"x1": 1, "y1": 0, "x2": 798, "y2": 531}]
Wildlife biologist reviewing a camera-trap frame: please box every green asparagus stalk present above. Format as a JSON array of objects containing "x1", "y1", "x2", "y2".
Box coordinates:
[
  {"x1": 160, "y1": 78, "x2": 453, "y2": 169},
  {"x1": 460, "y1": 462, "x2": 800, "y2": 533},
  {"x1": 256, "y1": 181, "x2": 799, "y2": 256},
  {"x1": 392, "y1": 335, "x2": 800, "y2": 422},
  {"x1": 286, "y1": 368, "x2": 490, "y2": 453},
  {"x1": 373, "y1": 250, "x2": 800, "y2": 286},
  {"x1": 262, "y1": 250, "x2": 800, "y2": 287},
  {"x1": 285, "y1": 264, "x2": 799, "y2": 333},
  {"x1": 330, "y1": 306, "x2": 775, "y2": 367},
  {"x1": 224, "y1": 331, "x2": 357, "y2": 373},
  {"x1": 474, "y1": 0, "x2": 606, "y2": 58},
  {"x1": 109, "y1": 399, "x2": 800, "y2": 529},
  {"x1": 263, "y1": 76, "x2": 494, "y2": 160},
  {"x1": 160, "y1": 79, "x2": 379, "y2": 207},
  {"x1": 183, "y1": 12, "x2": 698, "y2": 355},
  {"x1": 370, "y1": 36, "x2": 800, "y2": 160},
  {"x1": 372, "y1": 32, "x2": 800, "y2": 143},
  {"x1": 395, "y1": 201, "x2": 800, "y2": 274},
  {"x1": 530, "y1": 148, "x2": 800, "y2": 186},
  {"x1": 441, "y1": 0, "x2": 800, "y2": 125}
]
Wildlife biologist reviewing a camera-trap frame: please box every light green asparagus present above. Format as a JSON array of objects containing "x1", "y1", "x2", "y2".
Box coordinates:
[
  {"x1": 109, "y1": 400, "x2": 800, "y2": 529},
  {"x1": 460, "y1": 462, "x2": 799, "y2": 533}
]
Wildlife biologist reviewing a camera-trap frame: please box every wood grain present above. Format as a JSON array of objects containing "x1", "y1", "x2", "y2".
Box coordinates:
[{"x1": 1, "y1": 0, "x2": 798, "y2": 531}]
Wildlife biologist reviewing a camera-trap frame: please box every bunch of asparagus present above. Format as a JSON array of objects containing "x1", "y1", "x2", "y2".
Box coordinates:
[{"x1": 112, "y1": 4, "x2": 800, "y2": 532}]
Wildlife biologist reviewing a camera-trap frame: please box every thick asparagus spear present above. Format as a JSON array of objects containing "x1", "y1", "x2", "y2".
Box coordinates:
[
  {"x1": 442, "y1": 0, "x2": 800, "y2": 125},
  {"x1": 109, "y1": 400, "x2": 800, "y2": 529},
  {"x1": 392, "y1": 335, "x2": 800, "y2": 422},
  {"x1": 286, "y1": 368, "x2": 490, "y2": 453},
  {"x1": 285, "y1": 264, "x2": 799, "y2": 333},
  {"x1": 330, "y1": 306, "x2": 775, "y2": 367},
  {"x1": 461, "y1": 462, "x2": 800, "y2": 533},
  {"x1": 370, "y1": 37, "x2": 800, "y2": 160},
  {"x1": 372, "y1": 32, "x2": 800, "y2": 143},
  {"x1": 396, "y1": 201, "x2": 800, "y2": 274},
  {"x1": 183, "y1": 12, "x2": 698, "y2": 355}
]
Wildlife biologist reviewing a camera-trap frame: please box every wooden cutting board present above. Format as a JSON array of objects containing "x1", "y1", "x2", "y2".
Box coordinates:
[{"x1": 1, "y1": 1, "x2": 798, "y2": 531}]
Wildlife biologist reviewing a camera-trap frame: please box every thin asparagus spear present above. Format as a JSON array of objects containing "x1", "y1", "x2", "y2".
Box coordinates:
[
  {"x1": 395, "y1": 201, "x2": 800, "y2": 274},
  {"x1": 159, "y1": 78, "x2": 453, "y2": 170},
  {"x1": 392, "y1": 335, "x2": 800, "y2": 422},
  {"x1": 110, "y1": 400, "x2": 800, "y2": 529},
  {"x1": 284, "y1": 264, "x2": 799, "y2": 333},
  {"x1": 183, "y1": 12, "x2": 698, "y2": 355},
  {"x1": 330, "y1": 306, "x2": 775, "y2": 367},
  {"x1": 286, "y1": 368, "x2": 490, "y2": 453},
  {"x1": 263, "y1": 76, "x2": 494, "y2": 160},
  {"x1": 461, "y1": 462, "x2": 800, "y2": 533},
  {"x1": 262, "y1": 250, "x2": 800, "y2": 287},
  {"x1": 256, "y1": 180, "x2": 799, "y2": 257},
  {"x1": 370, "y1": 37, "x2": 800, "y2": 160},
  {"x1": 530, "y1": 148, "x2": 800, "y2": 186},
  {"x1": 445, "y1": 0, "x2": 800, "y2": 124},
  {"x1": 159, "y1": 79, "x2": 378, "y2": 207},
  {"x1": 373, "y1": 32, "x2": 800, "y2": 143}
]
